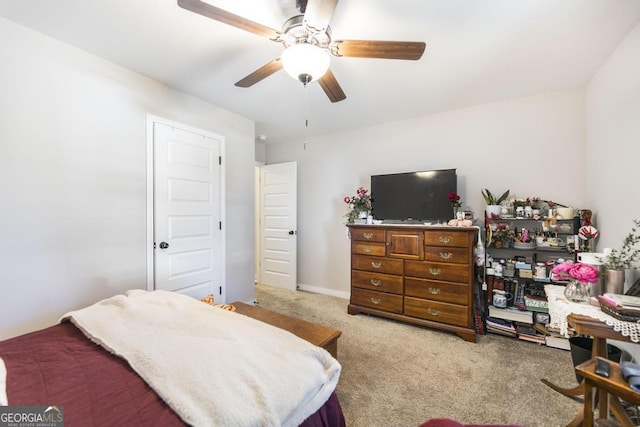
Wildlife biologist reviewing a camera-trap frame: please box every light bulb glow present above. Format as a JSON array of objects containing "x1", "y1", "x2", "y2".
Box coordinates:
[{"x1": 281, "y1": 43, "x2": 330, "y2": 84}]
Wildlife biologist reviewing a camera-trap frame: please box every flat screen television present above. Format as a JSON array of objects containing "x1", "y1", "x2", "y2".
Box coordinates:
[{"x1": 370, "y1": 169, "x2": 457, "y2": 223}]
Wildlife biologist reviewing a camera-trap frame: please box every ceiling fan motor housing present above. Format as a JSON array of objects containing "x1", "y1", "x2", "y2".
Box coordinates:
[{"x1": 281, "y1": 15, "x2": 331, "y2": 50}]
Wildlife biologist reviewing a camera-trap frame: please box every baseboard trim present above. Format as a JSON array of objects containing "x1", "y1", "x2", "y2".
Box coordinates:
[{"x1": 297, "y1": 284, "x2": 350, "y2": 300}]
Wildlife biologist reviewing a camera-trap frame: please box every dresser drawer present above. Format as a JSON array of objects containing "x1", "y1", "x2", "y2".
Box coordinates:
[
  {"x1": 423, "y1": 246, "x2": 469, "y2": 264},
  {"x1": 350, "y1": 227, "x2": 385, "y2": 242},
  {"x1": 351, "y1": 288, "x2": 403, "y2": 314},
  {"x1": 352, "y1": 241, "x2": 386, "y2": 257},
  {"x1": 352, "y1": 255, "x2": 403, "y2": 275},
  {"x1": 404, "y1": 277, "x2": 468, "y2": 305},
  {"x1": 352, "y1": 270, "x2": 403, "y2": 294},
  {"x1": 424, "y1": 231, "x2": 472, "y2": 248},
  {"x1": 404, "y1": 297, "x2": 469, "y2": 327},
  {"x1": 404, "y1": 261, "x2": 469, "y2": 283}
]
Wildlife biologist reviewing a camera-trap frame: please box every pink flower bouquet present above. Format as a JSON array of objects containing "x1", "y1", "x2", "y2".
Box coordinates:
[
  {"x1": 344, "y1": 187, "x2": 372, "y2": 223},
  {"x1": 551, "y1": 261, "x2": 599, "y2": 284}
]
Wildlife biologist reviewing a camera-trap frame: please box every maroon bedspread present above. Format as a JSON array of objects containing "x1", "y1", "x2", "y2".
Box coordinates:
[{"x1": 1, "y1": 322, "x2": 345, "y2": 427}]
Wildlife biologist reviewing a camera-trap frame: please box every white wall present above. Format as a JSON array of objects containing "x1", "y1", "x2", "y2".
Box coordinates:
[
  {"x1": 586, "y1": 21, "x2": 640, "y2": 259},
  {"x1": 0, "y1": 17, "x2": 255, "y2": 340},
  {"x1": 266, "y1": 89, "x2": 586, "y2": 295},
  {"x1": 586, "y1": 21, "x2": 640, "y2": 359}
]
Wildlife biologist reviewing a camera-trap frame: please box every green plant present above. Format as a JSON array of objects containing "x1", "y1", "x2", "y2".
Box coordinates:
[
  {"x1": 481, "y1": 189, "x2": 510, "y2": 205},
  {"x1": 487, "y1": 222, "x2": 514, "y2": 247},
  {"x1": 494, "y1": 228, "x2": 514, "y2": 243},
  {"x1": 601, "y1": 219, "x2": 640, "y2": 270}
]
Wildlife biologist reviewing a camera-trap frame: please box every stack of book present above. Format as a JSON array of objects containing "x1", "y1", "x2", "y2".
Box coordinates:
[
  {"x1": 487, "y1": 306, "x2": 536, "y2": 340},
  {"x1": 545, "y1": 334, "x2": 571, "y2": 350},
  {"x1": 486, "y1": 317, "x2": 516, "y2": 337},
  {"x1": 516, "y1": 323, "x2": 546, "y2": 344},
  {"x1": 534, "y1": 323, "x2": 573, "y2": 350},
  {"x1": 487, "y1": 304, "x2": 573, "y2": 348},
  {"x1": 488, "y1": 305, "x2": 533, "y2": 324}
]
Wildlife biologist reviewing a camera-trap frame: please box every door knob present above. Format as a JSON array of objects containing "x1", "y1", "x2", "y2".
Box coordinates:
[
  {"x1": 159, "y1": 242, "x2": 169, "y2": 249},
  {"x1": 288, "y1": 230, "x2": 296, "y2": 235}
]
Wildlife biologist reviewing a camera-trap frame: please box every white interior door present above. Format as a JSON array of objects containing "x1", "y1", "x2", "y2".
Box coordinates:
[
  {"x1": 259, "y1": 162, "x2": 297, "y2": 290},
  {"x1": 151, "y1": 120, "x2": 224, "y2": 300}
]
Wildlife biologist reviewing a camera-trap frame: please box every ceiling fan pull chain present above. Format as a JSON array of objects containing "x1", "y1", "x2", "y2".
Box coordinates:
[{"x1": 304, "y1": 83, "x2": 309, "y2": 128}]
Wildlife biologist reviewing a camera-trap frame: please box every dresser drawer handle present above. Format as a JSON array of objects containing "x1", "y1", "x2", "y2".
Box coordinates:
[
  {"x1": 439, "y1": 252, "x2": 453, "y2": 260},
  {"x1": 371, "y1": 262, "x2": 382, "y2": 269},
  {"x1": 429, "y1": 268, "x2": 442, "y2": 276},
  {"x1": 363, "y1": 246, "x2": 373, "y2": 253},
  {"x1": 370, "y1": 279, "x2": 382, "y2": 287},
  {"x1": 428, "y1": 308, "x2": 440, "y2": 316},
  {"x1": 363, "y1": 233, "x2": 374, "y2": 240},
  {"x1": 371, "y1": 297, "x2": 381, "y2": 305},
  {"x1": 438, "y1": 236, "x2": 452, "y2": 244},
  {"x1": 428, "y1": 287, "x2": 441, "y2": 295}
]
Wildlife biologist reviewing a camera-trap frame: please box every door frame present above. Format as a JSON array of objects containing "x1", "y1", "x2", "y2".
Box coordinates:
[
  {"x1": 254, "y1": 162, "x2": 264, "y2": 286},
  {"x1": 145, "y1": 114, "x2": 226, "y2": 295}
]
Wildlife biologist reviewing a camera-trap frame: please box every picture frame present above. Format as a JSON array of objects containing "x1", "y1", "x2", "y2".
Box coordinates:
[{"x1": 534, "y1": 312, "x2": 550, "y2": 325}]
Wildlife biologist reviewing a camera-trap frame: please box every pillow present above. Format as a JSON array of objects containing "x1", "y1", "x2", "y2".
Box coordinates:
[{"x1": 200, "y1": 294, "x2": 216, "y2": 306}]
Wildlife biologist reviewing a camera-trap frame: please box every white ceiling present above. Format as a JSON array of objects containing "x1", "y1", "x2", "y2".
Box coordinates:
[{"x1": 1, "y1": 0, "x2": 639, "y2": 144}]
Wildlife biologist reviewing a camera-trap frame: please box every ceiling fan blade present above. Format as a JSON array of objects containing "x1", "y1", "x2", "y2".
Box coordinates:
[
  {"x1": 303, "y1": 0, "x2": 338, "y2": 33},
  {"x1": 317, "y1": 69, "x2": 346, "y2": 103},
  {"x1": 235, "y1": 58, "x2": 283, "y2": 88},
  {"x1": 178, "y1": 0, "x2": 280, "y2": 40},
  {"x1": 331, "y1": 40, "x2": 426, "y2": 60}
]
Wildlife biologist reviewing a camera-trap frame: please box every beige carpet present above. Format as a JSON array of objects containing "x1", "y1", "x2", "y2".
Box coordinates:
[{"x1": 255, "y1": 284, "x2": 582, "y2": 427}]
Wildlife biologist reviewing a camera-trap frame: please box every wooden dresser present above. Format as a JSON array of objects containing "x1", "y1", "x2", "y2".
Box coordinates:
[{"x1": 347, "y1": 224, "x2": 477, "y2": 342}]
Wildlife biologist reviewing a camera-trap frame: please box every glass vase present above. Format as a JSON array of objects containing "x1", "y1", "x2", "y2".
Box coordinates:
[{"x1": 564, "y1": 280, "x2": 591, "y2": 303}]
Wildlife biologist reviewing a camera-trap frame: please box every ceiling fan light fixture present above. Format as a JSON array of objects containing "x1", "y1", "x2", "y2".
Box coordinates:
[{"x1": 281, "y1": 43, "x2": 330, "y2": 84}]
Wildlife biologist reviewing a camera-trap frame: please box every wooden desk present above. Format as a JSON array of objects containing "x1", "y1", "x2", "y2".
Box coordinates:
[
  {"x1": 576, "y1": 357, "x2": 640, "y2": 427},
  {"x1": 232, "y1": 302, "x2": 342, "y2": 359},
  {"x1": 541, "y1": 314, "x2": 634, "y2": 426}
]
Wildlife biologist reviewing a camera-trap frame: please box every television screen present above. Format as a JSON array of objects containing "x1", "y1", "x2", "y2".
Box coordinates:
[{"x1": 370, "y1": 169, "x2": 457, "y2": 223}]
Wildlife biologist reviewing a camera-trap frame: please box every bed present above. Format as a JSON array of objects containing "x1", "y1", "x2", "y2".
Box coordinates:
[{"x1": 0, "y1": 290, "x2": 345, "y2": 426}]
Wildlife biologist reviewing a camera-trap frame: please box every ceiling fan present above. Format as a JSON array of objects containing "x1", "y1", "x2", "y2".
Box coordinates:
[{"x1": 177, "y1": 0, "x2": 426, "y2": 103}]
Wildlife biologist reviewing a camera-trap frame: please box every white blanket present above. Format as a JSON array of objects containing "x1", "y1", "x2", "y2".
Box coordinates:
[{"x1": 61, "y1": 290, "x2": 341, "y2": 427}]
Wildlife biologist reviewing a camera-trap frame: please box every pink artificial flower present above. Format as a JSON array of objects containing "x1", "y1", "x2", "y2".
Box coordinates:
[
  {"x1": 551, "y1": 261, "x2": 574, "y2": 280},
  {"x1": 344, "y1": 196, "x2": 350, "y2": 204},
  {"x1": 551, "y1": 261, "x2": 599, "y2": 284},
  {"x1": 569, "y1": 263, "x2": 599, "y2": 283}
]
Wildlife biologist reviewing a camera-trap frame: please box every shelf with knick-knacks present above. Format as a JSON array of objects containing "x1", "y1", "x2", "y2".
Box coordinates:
[
  {"x1": 482, "y1": 204, "x2": 595, "y2": 345},
  {"x1": 486, "y1": 217, "x2": 580, "y2": 254}
]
